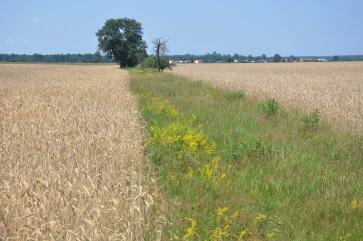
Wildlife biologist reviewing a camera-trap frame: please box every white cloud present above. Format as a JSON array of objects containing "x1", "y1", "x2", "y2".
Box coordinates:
[
  {"x1": 30, "y1": 17, "x2": 40, "y2": 23},
  {"x1": 23, "y1": 40, "x2": 31, "y2": 44}
]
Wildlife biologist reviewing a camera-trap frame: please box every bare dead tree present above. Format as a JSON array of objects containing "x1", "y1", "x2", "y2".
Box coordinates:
[{"x1": 152, "y1": 37, "x2": 168, "y2": 72}]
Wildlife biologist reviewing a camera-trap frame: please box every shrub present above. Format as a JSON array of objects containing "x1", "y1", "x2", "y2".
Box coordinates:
[
  {"x1": 141, "y1": 56, "x2": 174, "y2": 71},
  {"x1": 258, "y1": 98, "x2": 279, "y2": 117},
  {"x1": 140, "y1": 56, "x2": 157, "y2": 69},
  {"x1": 302, "y1": 110, "x2": 320, "y2": 130},
  {"x1": 224, "y1": 91, "x2": 245, "y2": 101}
]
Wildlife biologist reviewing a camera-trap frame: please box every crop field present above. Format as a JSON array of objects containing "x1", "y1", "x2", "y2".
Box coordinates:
[
  {"x1": 1, "y1": 63, "x2": 361, "y2": 241},
  {"x1": 0, "y1": 64, "x2": 154, "y2": 240},
  {"x1": 172, "y1": 62, "x2": 363, "y2": 133}
]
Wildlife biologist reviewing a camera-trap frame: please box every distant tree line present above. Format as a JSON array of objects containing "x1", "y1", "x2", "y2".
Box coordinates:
[
  {"x1": 167, "y1": 52, "x2": 363, "y2": 63},
  {"x1": 331, "y1": 55, "x2": 363, "y2": 61},
  {"x1": 0, "y1": 52, "x2": 113, "y2": 63},
  {"x1": 167, "y1": 52, "x2": 284, "y2": 63},
  {"x1": 1, "y1": 52, "x2": 362, "y2": 64}
]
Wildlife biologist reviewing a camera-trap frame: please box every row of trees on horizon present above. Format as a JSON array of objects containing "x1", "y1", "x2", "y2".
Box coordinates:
[
  {"x1": 0, "y1": 52, "x2": 112, "y2": 63},
  {"x1": 1, "y1": 52, "x2": 361, "y2": 64}
]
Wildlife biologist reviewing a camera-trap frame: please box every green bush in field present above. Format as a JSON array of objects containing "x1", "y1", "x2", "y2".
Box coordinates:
[
  {"x1": 141, "y1": 56, "x2": 173, "y2": 71},
  {"x1": 224, "y1": 91, "x2": 245, "y2": 101},
  {"x1": 222, "y1": 137, "x2": 273, "y2": 163},
  {"x1": 140, "y1": 56, "x2": 158, "y2": 69},
  {"x1": 258, "y1": 98, "x2": 279, "y2": 117},
  {"x1": 302, "y1": 110, "x2": 320, "y2": 130}
]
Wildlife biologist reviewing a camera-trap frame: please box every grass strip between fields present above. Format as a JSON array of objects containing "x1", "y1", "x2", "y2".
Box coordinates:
[{"x1": 129, "y1": 69, "x2": 362, "y2": 241}]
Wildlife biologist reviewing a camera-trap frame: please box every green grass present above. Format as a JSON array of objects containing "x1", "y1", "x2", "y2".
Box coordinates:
[{"x1": 129, "y1": 69, "x2": 362, "y2": 241}]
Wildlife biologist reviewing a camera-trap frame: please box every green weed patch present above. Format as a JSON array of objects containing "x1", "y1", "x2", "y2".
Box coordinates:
[{"x1": 130, "y1": 69, "x2": 362, "y2": 241}]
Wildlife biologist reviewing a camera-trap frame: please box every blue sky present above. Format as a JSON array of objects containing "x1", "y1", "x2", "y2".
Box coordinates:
[{"x1": 1, "y1": 0, "x2": 362, "y2": 56}]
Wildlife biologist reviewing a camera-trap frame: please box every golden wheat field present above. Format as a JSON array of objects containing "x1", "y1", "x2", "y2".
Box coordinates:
[
  {"x1": 0, "y1": 64, "x2": 154, "y2": 240},
  {"x1": 172, "y1": 62, "x2": 363, "y2": 133}
]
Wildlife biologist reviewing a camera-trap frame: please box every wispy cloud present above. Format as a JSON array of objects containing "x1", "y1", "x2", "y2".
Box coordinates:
[
  {"x1": 30, "y1": 17, "x2": 40, "y2": 23},
  {"x1": 23, "y1": 40, "x2": 31, "y2": 44}
]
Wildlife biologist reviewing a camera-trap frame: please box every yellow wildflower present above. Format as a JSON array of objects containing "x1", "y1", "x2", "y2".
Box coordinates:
[
  {"x1": 217, "y1": 207, "x2": 229, "y2": 219},
  {"x1": 351, "y1": 199, "x2": 359, "y2": 210},
  {"x1": 187, "y1": 167, "x2": 194, "y2": 177},
  {"x1": 253, "y1": 213, "x2": 266, "y2": 229},
  {"x1": 211, "y1": 225, "x2": 230, "y2": 241},
  {"x1": 152, "y1": 122, "x2": 185, "y2": 145},
  {"x1": 147, "y1": 98, "x2": 178, "y2": 118},
  {"x1": 211, "y1": 156, "x2": 220, "y2": 168},
  {"x1": 231, "y1": 210, "x2": 239, "y2": 219},
  {"x1": 205, "y1": 142, "x2": 216, "y2": 155},
  {"x1": 203, "y1": 165, "x2": 213, "y2": 179},
  {"x1": 183, "y1": 218, "x2": 197, "y2": 241},
  {"x1": 220, "y1": 173, "x2": 226, "y2": 180},
  {"x1": 183, "y1": 132, "x2": 199, "y2": 151},
  {"x1": 168, "y1": 172, "x2": 176, "y2": 181},
  {"x1": 201, "y1": 156, "x2": 220, "y2": 180},
  {"x1": 237, "y1": 228, "x2": 249, "y2": 241}
]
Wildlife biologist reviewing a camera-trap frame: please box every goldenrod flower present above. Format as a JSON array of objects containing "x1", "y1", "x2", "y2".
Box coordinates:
[
  {"x1": 351, "y1": 199, "x2": 359, "y2": 210},
  {"x1": 217, "y1": 207, "x2": 229, "y2": 218},
  {"x1": 253, "y1": 213, "x2": 266, "y2": 229},
  {"x1": 183, "y1": 218, "x2": 197, "y2": 240},
  {"x1": 237, "y1": 228, "x2": 249, "y2": 241},
  {"x1": 211, "y1": 224, "x2": 230, "y2": 241},
  {"x1": 187, "y1": 167, "x2": 194, "y2": 177}
]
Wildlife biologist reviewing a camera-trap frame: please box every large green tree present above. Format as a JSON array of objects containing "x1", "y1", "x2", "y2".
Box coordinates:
[{"x1": 96, "y1": 18, "x2": 147, "y2": 68}]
